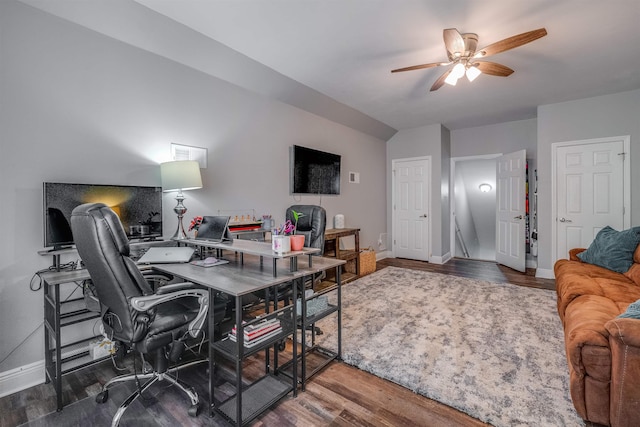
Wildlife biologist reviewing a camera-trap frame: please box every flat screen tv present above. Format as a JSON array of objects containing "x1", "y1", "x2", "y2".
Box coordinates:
[
  {"x1": 43, "y1": 182, "x2": 163, "y2": 250},
  {"x1": 290, "y1": 145, "x2": 341, "y2": 195}
]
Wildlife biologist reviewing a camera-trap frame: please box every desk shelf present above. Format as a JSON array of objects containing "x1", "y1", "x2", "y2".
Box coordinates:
[
  {"x1": 216, "y1": 374, "x2": 293, "y2": 426},
  {"x1": 213, "y1": 306, "x2": 295, "y2": 361}
]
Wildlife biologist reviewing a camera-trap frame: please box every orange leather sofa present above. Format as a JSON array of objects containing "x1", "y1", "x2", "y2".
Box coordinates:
[{"x1": 555, "y1": 248, "x2": 640, "y2": 426}]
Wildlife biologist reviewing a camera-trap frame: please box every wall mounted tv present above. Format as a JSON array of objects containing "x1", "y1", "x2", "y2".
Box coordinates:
[
  {"x1": 43, "y1": 182, "x2": 163, "y2": 250},
  {"x1": 290, "y1": 145, "x2": 341, "y2": 195}
]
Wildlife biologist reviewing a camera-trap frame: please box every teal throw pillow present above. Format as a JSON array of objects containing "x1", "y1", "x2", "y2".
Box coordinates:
[
  {"x1": 619, "y1": 299, "x2": 640, "y2": 319},
  {"x1": 577, "y1": 226, "x2": 640, "y2": 273}
]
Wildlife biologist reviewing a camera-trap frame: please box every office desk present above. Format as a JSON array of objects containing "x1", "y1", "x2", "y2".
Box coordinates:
[
  {"x1": 180, "y1": 238, "x2": 320, "y2": 276},
  {"x1": 154, "y1": 250, "x2": 344, "y2": 426}
]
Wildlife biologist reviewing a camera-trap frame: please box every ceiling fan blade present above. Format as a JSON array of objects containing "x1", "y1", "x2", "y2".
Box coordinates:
[
  {"x1": 475, "y1": 61, "x2": 514, "y2": 76},
  {"x1": 474, "y1": 28, "x2": 547, "y2": 58},
  {"x1": 443, "y1": 28, "x2": 465, "y2": 61},
  {"x1": 430, "y1": 69, "x2": 451, "y2": 91},
  {"x1": 391, "y1": 62, "x2": 448, "y2": 73}
]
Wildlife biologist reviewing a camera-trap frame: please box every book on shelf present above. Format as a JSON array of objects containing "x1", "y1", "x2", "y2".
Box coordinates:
[
  {"x1": 228, "y1": 326, "x2": 282, "y2": 347},
  {"x1": 233, "y1": 317, "x2": 279, "y2": 334},
  {"x1": 232, "y1": 322, "x2": 281, "y2": 340}
]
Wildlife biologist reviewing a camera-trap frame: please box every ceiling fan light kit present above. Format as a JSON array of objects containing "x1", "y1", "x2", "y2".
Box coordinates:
[{"x1": 392, "y1": 27, "x2": 547, "y2": 91}]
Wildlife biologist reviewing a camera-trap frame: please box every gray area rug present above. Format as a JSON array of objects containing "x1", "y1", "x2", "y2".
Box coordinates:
[{"x1": 317, "y1": 266, "x2": 583, "y2": 427}]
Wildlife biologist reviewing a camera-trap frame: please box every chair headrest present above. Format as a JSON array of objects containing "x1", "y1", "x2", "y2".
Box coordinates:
[{"x1": 71, "y1": 202, "x2": 130, "y2": 256}]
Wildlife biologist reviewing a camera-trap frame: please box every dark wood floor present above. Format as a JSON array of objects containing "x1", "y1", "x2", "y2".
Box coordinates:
[{"x1": 0, "y1": 258, "x2": 558, "y2": 427}]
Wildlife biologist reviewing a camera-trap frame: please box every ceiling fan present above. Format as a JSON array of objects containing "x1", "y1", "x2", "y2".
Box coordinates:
[{"x1": 391, "y1": 27, "x2": 547, "y2": 91}]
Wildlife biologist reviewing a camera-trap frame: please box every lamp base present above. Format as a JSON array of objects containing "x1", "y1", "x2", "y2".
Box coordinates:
[{"x1": 171, "y1": 192, "x2": 188, "y2": 240}]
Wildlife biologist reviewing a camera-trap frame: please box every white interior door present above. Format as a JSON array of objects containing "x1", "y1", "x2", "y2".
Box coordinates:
[
  {"x1": 393, "y1": 157, "x2": 430, "y2": 261},
  {"x1": 554, "y1": 137, "x2": 629, "y2": 259},
  {"x1": 496, "y1": 150, "x2": 526, "y2": 272}
]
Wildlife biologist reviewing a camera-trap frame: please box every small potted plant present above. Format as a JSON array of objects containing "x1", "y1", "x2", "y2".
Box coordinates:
[
  {"x1": 289, "y1": 210, "x2": 306, "y2": 251},
  {"x1": 188, "y1": 216, "x2": 203, "y2": 237}
]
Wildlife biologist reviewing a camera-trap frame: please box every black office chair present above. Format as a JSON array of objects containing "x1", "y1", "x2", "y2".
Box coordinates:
[
  {"x1": 285, "y1": 205, "x2": 327, "y2": 335},
  {"x1": 70, "y1": 203, "x2": 209, "y2": 426},
  {"x1": 285, "y1": 205, "x2": 326, "y2": 253}
]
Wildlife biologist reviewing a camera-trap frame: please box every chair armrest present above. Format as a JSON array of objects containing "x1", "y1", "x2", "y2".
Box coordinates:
[
  {"x1": 569, "y1": 248, "x2": 587, "y2": 261},
  {"x1": 155, "y1": 282, "x2": 202, "y2": 294},
  {"x1": 131, "y1": 289, "x2": 209, "y2": 338},
  {"x1": 605, "y1": 318, "x2": 640, "y2": 426}
]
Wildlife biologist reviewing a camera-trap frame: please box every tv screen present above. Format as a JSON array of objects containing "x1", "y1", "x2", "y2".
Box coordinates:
[
  {"x1": 43, "y1": 182, "x2": 163, "y2": 249},
  {"x1": 291, "y1": 145, "x2": 341, "y2": 195}
]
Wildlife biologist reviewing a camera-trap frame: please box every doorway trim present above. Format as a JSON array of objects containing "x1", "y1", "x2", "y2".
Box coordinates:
[
  {"x1": 450, "y1": 153, "x2": 501, "y2": 260},
  {"x1": 550, "y1": 135, "x2": 631, "y2": 265}
]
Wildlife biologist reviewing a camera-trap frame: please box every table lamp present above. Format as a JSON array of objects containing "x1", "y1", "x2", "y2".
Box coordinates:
[{"x1": 160, "y1": 160, "x2": 203, "y2": 240}]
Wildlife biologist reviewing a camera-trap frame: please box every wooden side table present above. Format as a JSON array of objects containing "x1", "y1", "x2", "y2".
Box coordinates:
[{"x1": 323, "y1": 228, "x2": 360, "y2": 284}]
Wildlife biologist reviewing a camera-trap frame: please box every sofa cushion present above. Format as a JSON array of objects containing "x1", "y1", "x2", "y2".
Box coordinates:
[
  {"x1": 577, "y1": 226, "x2": 640, "y2": 273},
  {"x1": 554, "y1": 259, "x2": 640, "y2": 321}
]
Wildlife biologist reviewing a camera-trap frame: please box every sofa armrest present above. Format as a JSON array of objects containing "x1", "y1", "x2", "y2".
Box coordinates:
[
  {"x1": 569, "y1": 248, "x2": 587, "y2": 261},
  {"x1": 605, "y1": 318, "x2": 640, "y2": 427}
]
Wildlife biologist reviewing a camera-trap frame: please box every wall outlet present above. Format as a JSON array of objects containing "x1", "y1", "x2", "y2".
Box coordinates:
[{"x1": 378, "y1": 233, "x2": 387, "y2": 250}]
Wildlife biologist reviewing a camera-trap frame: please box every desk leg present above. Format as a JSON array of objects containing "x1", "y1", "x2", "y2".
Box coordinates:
[
  {"x1": 54, "y1": 284, "x2": 62, "y2": 411},
  {"x1": 235, "y1": 294, "x2": 244, "y2": 426},
  {"x1": 292, "y1": 278, "x2": 298, "y2": 397},
  {"x1": 208, "y1": 288, "x2": 216, "y2": 417},
  {"x1": 300, "y1": 277, "x2": 306, "y2": 391},
  {"x1": 337, "y1": 267, "x2": 342, "y2": 359}
]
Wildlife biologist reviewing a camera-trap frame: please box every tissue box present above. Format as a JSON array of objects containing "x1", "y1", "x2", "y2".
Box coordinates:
[{"x1": 89, "y1": 338, "x2": 115, "y2": 360}]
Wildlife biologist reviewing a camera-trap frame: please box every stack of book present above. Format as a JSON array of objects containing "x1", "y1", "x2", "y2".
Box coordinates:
[{"x1": 229, "y1": 318, "x2": 282, "y2": 348}]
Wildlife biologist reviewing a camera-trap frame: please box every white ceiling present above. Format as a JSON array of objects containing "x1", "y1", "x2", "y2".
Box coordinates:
[{"x1": 132, "y1": 0, "x2": 640, "y2": 132}]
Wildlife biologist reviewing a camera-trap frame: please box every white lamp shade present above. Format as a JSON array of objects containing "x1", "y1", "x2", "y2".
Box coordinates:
[
  {"x1": 160, "y1": 160, "x2": 203, "y2": 192},
  {"x1": 466, "y1": 65, "x2": 482, "y2": 82}
]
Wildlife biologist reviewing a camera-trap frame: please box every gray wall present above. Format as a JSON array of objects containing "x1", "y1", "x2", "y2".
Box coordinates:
[
  {"x1": 0, "y1": 1, "x2": 387, "y2": 377},
  {"x1": 450, "y1": 118, "x2": 538, "y2": 159},
  {"x1": 536, "y1": 89, "x2": 640, "y2": 275},
  {"x1": 386, "y1": 124, "x2": 450, "y2": 261}
]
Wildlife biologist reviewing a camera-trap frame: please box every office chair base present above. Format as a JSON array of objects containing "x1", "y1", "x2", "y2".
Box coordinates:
[{"x1": 98, "y1": 358, "x2": 205, "y2": 426}]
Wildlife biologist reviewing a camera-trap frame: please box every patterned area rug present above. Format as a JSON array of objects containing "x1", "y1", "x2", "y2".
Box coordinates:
[{"x1": 317, "y1": 266, "x2": 583, "y2": 427}]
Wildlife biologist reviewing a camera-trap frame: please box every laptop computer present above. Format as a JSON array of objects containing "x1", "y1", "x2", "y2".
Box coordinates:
[
  {"x1": 195, "y1": 216, "x2": 233, "y2": 242},
  {"x1": 137, "y1": 247, "x2": 195, "y2": 264}
]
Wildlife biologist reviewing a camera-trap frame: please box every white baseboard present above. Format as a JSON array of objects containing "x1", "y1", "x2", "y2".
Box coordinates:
[
  {"x1": 0, "y1": 360, "x2": 44, "y2": 398},
  {"x1": 376, "y1": 251, "x2": 391, "y2": 260},
  {"x1": 535, "y1": 268, "x2": 555, "y2": 279},
  {"x1": 429, "y1": 252, "x2": 451, "y2": 265}
]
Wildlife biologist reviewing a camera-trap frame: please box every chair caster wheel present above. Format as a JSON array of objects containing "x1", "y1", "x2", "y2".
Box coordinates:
[
  {"x1": 188, "y1": 404, "x2": 200, "y2": 417},
  {"x1": 278, "y1": 340, "x2": 286, "y2": 352},
  {"x1": 96, "y1": 390, "x2": 108, "y2": 404}
]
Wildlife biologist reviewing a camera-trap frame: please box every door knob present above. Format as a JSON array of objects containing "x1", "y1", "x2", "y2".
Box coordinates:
[
  {"x1": 559, "y1": 217, "x2": 572, "y2": 223},
  {"x1": 513, "y1": 215, "x2": 523, "y2": 220},
  {"x1": 419, "y1": 214, "x2": 428, "y2": 218}
]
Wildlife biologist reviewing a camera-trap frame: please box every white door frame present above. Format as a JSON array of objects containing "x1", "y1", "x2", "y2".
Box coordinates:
[
  {"x1": 450, "y1": 153, "x2": 501, "y2": 259},
  {"x1": 392, "y1": 156, "x2": 432, "y2": 261},
  {"x1": 551, "y1": 135, "x2": 631, "y2": 264}
]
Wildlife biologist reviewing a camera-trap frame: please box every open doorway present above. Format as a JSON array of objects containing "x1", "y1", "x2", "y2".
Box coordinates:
[
  {"x1": 451, "y1": 155, "x2": 498, "y2": 262},
  {"x1": 451, "y1": 154, "x2": 538, "y2": 269}
]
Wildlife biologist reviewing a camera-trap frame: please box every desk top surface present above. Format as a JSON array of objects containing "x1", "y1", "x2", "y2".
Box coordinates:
[
  {"x1": 183, "y1": 237, "x2": 321, "y2": 259},
  {"x1": 153, "y1": 255, "x2": 344, "y2": 296}
]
